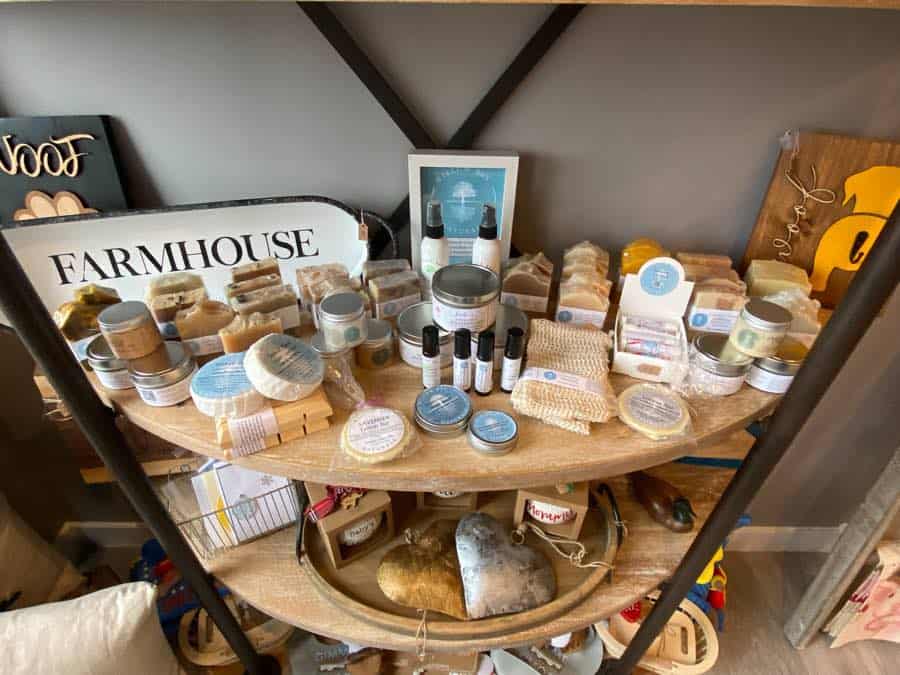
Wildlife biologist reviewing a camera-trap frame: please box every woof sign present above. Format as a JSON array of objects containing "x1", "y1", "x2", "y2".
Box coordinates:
[{"x1": 0, "y1": 133, "x2": 95, "y2": 178}]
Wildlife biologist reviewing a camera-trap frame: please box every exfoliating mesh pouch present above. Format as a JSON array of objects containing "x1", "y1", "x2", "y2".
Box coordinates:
[{"x1": 510, "y1": 319, "x2": 617, "y2": 434}]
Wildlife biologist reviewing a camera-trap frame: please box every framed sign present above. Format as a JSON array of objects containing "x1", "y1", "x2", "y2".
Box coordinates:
[
  {"x1": 409, "y1": 150, "x2": 518, "y2": 270},
  {"x1": 0, "y1": 196, "x2": 369, "y2": 324},
  {"x1": 1, "y1": 115, "x2": 128, "y2": 224}
]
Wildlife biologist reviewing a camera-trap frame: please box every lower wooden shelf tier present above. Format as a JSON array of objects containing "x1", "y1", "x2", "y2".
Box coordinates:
[
  {"x1": 86, "y1": 361, "x2": 776, "y2": 491},
  {"x1": 203, "y1": 461, "x2": 735, "y2": 652}
]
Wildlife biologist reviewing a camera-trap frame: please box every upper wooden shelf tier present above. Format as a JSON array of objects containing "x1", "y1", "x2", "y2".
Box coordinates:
[
  {"x1": 90, "y1": 362, "x2": 776, "y2": 491},
  {"x1": 306, "y1": 0, "x2": 899, "y2": 7},
  {"x1": 203, "y1": 461, "x2": 735, "y2": 652}
]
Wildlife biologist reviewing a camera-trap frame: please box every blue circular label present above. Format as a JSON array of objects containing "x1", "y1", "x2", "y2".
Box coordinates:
[
  {"x1": 543, "y1": 371, "x2": 557, "y2": 381},
  {"x1": 639, "y1": 261, "x2": 679, "y2": 296},
  {"x1": 191, "y1": 352, "x2": 254, "y2": 399},
  {"x1": 471, "y1": 410, "x2": 517, "y2": 443},
  {"x1": 690, "y1": 313, "x2": 708, "y2": 327},
  {"x1": 557, "y1": 310, "x2": 573, "y2": 323},
  {"x1": 506, "y1": 295, "x2": 518, "y2": 307},
  {"x1": 415, "y1": 385, "x2": 472, "y2": 426}
]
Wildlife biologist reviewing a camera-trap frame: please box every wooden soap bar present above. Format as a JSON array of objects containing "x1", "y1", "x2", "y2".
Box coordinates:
[
  {"x1": 676, "y1": 251, "x2": 733, "y2": 269},
  {"x1": 176, "y1": 300, "x2": 235, "y2": 357},
  {"x1": 564, "y1": 241, "x2": 610, "y2": 267},
  {"x1": 362, "y1": 259, "x2": 411, "y2": 285},
  {"x1": 145, "y1": 272, "x2": 205, "y2": 301},
  {"x1": 503, "y1": 263, "x2": 552, "y2": 297},
  {"x1": 563, "y1": 272, "x2": 612, "y2": 296},
  {"x1": 148, "y1": 287, "x2": 207, "y2": 324},
  {"x1": 229, "y1": 284, "x2": 300, "y2": 330},
  {"x1": 214, "y1": 387, "x2": 332, "y2": 448},
  {"x1": 368, "y1": 270, "x2": 422, "y2": 320},
  {"x1": 280, "y1": 417, "x2": 331, "y2": 444},
  {"x1": 224, "y1": 273, "x2": 281, "y2": 301},
  {"x1": 231, "y1": 256, "x2": 281, "y2": 283},
  {"x1": 745, "y1": 259, "x2": 812, "y2": 297},
  {"x1": 558, "y1": 284, "x2": 611, "y2": 311},
  {"x1": 682, "y1": 263, "x2": 741, "y2": 284},
  {"x1": 219, "y1": 312, "x2": 282, "y2": 353}
]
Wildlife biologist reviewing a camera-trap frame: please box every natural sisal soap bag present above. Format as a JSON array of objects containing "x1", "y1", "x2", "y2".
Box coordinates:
[{"x1": 510, "y1": 319, "x2": 617, "y2": 434}]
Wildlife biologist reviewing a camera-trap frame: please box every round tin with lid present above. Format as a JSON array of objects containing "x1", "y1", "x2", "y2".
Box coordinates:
[
  {"x1": 467, "y1": 409, "x2": 519, "y2": 455},
  {"x1": 356, "y1": 318, "x2": 394, "y2": 370},
  {"x1": 728, "y1": 298, "x2": 793, "y2": 358},
  {"x1": 431, "y1": 264, "x2": 500, "y2": 333},
  {"x1": 397, "y1": 302, "x2": 452, "y2": 368},
  {"x1": 86, "y1": 335, "x2": 133, "y2": 390},
  {"x1": 687, "y1": 334, "x2": 753, "y2": 396},
  {"x1": 98, "y1": 301, "x2": 163, "y2": 360},
  {"x1": 414, "y1": 384, "x2": 473, "y2": 438},
  {"x1": 128, "y1": 341, "x2": 197, "y2": 407},
  {"x1": 319, "y1": 292, "x2": 367, "y2": 350},
  {"x1": 470, "y1": 303, "x2": 529, "y2": 369},
  {"x1": 747, "y1": 337, "x2": 808, "y2": 393}
]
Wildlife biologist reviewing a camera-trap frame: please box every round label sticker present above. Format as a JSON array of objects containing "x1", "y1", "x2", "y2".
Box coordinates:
[
  {"x1": 471, "y1": 411, "x2": 517, "y2": 443},
  {"x1": 557, "y1": 310, "x2": 573, "y2": 323},
  {"x1": 691, "y1": 313, "x2": 709, "y2": 327},
  {"x1": 639, "y1": 261, "x2": 680, "y2": 296},
  {"x1": 346, "y1": 408, "x2": 405, "y2": 455},
  {"x1": 344, "y1": 326, "x2": 361, "y2": 343},
  {"x1": 543, "y1": 371, "x2": 557, "y2": 381}
]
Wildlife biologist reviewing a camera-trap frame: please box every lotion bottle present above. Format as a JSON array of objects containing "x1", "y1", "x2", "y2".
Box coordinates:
[
  {"x1": 500, "y1": 327, "x2": 524, "y2": 393},
  {"x1": 420, "y1": 201, "x2": 449, "y2": 297},
  {"x1": 471, "y1": 203, "x2": 501, "y2": 275},
  {"x1": 453, "y1": 329, "x2": 472, "y2": 391},
  {"x1": 421, "y1": 325, "x2": 441, "y2": 389},
  {"x1": 474, "y1": 330, "x2": 495, "y2": 396}
]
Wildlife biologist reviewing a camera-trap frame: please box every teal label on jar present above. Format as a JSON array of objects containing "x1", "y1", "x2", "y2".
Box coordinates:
[
  {"x1": 372, "y1": 348, "x2": 391, "y2": 366},
  {"x1": 471, "y1": 410, "x2": 517, "y2": 443},
  {"x1": 415, "y1": 385, "x2": 471, "y2": 426},
  {"x1": 736, "y1": 329, "x2": 758, "y2": 350},
  {"x1": 344, "y1": 326, "x2": 361, "y2": 343}
]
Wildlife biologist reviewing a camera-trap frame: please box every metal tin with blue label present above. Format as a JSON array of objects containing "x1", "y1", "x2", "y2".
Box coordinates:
[
  {"x1": 467, "y1": 409, "x2": 519, "y2": 455},
  {"x1": 414, "y1": 384, "x2": 473, "y2": 438}
]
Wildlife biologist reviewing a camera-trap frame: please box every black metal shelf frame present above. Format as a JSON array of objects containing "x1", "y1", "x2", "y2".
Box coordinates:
[{"x1": 1, "y1": 3, "x2": 897, "y2": 673}]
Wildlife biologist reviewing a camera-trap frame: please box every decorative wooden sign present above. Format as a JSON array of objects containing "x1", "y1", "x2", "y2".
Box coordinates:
[
  {"x1": 0, "y1": 197, "x2": 370, "y2": 324},
  {"x1": 0, "y1": 116, "x2": 127, "y2": 224},
  {"x1": 742, "y1": 130, "x2": 900, "y2": 307}
]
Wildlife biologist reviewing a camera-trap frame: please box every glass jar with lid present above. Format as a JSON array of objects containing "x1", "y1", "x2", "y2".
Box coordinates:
[
  {"x1": 356, "y1": 318, "x2": 394, "y2": 370},
  {"x1": 686, "y1": 333, "x2": 753, "y2": 396},
  {"x1": 727, "y1": 298, "x2": 793, "y2": 358},
  {"x1": 319, "y1": 292, "x2": 367, "y2": 351},
  {"x1": 98, "y1": 301, "x2": 163, "y2": 360},
  {"x1": 128, "y1": 341, "x2": 197, "y2": 407},
  {"x1": 746, "y1": 337, "x2": 808, "y2": 393}
]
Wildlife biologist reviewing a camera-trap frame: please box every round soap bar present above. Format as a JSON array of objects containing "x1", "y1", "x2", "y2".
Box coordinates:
[
  {"x1": 341, "y1": 407, "x2": 414, "y2": 464},
  {"x1": 190, "y1": 352, "x2": 264, "y2": 418},
  {"x1": 338, "y1": 513, "x2": 383, "y2": 546},
  {"x1": 243, "y1": 333, "x2": 324, "y2": 401},
  {"x1": 526, "y1": 499, "x2": 576, "y2": 525},
  {"x1": 618, "y1": 383, "x2": 691, "y2": 440}
]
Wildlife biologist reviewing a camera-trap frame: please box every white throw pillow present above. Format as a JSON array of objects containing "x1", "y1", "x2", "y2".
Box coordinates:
[{"x1": 0, "y1": 582, "x2": 183, "y2": 675}]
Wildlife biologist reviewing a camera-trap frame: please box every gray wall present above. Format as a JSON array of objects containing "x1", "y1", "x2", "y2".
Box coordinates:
[{"x1": 1, "y1": 2, "x2": 898, "y2": 531}]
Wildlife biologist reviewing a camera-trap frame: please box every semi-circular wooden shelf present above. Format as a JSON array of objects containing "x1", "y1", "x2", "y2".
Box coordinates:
[
  {"x1": 91, "y1": 363, "x2": 776, "y2": 491},
  {"x1": 203, "y1": 461, "x2": 733, "y2": 652}
]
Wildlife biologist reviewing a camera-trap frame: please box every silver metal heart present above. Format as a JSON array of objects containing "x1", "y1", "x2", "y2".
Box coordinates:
[{"x1": 456, "y1": 512, "x2": 556, "y2": 620}]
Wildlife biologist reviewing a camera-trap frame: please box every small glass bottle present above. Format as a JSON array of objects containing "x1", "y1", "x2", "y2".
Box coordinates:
[
  {"x1": 422, "y1": 325, "x2": 441, "y2": 389},
  {"x1": 500, "y1": 327, "x2": 524, "y2": 393},
  {"x1": 453, "y1": 328, "x2": 472, "y2": 391},
  {"x1": 471, "y1": 203, "x2": 501, "y2": 275},
  {"x1": 474, "y1": 330, "x2": 495, "y2": 396}
]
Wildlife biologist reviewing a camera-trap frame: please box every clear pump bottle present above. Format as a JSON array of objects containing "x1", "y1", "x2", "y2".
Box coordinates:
[
  {"x1": 471, "y1": 203, "x2": 501, "y2": 275},
  {"x1": 420, "y1": 201, "x2": 449, "y2": 296}
]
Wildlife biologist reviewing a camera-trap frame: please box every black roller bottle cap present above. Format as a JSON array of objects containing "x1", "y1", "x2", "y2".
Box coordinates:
[
  {"x1": 477, "y1": 330, "x2": 495, "y2": 361},
  {"x1": 422, "y1": 325, "x2": 439, "y2": 358},
  {"x1": 478, "y1": 204, "x2": 498, "y2": 240},
  {"x1": 454, "y1": 329, "x2": 471, "y2": 358},
  {"x1": 504, "y1": 327, "x2": 524, "y2": 359},
  {"x1": 425, "y1": 201, "x2": 444, "y2": 239}
]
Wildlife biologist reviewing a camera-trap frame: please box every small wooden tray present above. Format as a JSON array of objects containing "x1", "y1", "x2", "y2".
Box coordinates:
[{"x1": 300, "y1": 491, "x2": 617, "y2": 643}]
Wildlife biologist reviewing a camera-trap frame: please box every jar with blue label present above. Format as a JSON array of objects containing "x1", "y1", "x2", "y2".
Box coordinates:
[
  {"x1": 319, "y1": 292, "x2": 367, "y2": 351},
  {"x1": 467, "y1": 410, "x2": 519, "y2": 455},
  {"x1": 413, "y1": 384, "x2": 473, "y2": 438}
]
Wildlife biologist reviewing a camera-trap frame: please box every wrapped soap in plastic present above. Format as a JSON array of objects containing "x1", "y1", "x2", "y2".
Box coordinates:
[
  {"x1": 309, "y1": 332, "x2": 366, "y2": 410},
  {"x1": 229, "y1": 284, "x2": 300, "y2": 331},
  {"x1": 368, "y1": 270, "x2": 422, "y2": 321},
  {"x1": 617, "y1": 383, "x2": 693, "y2": 440},
  {"x1": 763, "y1": 288, "x2": 821, "y2": 339},
  {"x1": 501, "y1": 253, "x2": 554, "y2": 316},
  {"x1": 362, "y1": 258, "x2": 411, "y2": 285},
  {"x1": 338, "y1": 404, "x2": 421, "y2": 465},
  {"x1": 219, "y1": 312, "x2": 283, "y2": 353},
  {"x1": 145, "y1": 272, "x2": 205, "y2": 301},
  {"x1": 224, "y1": 273, "x2": 281, "y2": 301},
  {"x1": 620, "y1": 238, "x2": 669, "y2": 276}
]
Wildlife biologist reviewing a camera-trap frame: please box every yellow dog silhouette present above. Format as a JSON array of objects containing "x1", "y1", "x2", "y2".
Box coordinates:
[{"x1": 811, "y1": 166, "x2": 900, "y2": 292}]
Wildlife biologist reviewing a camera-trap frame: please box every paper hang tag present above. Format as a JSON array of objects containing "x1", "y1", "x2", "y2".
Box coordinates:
[
  {"x1": 519, "y1": 367, "x2": 603, "y2": 395},
  {"x1": 227, "y1": 407, "x2": 279, "y2": 457}
]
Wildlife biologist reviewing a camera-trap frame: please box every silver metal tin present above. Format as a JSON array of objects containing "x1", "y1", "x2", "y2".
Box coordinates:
[
  {"x1": 397, "y1": 302, "x2": 451, "y2": 347},
  {"x1": 362, "y1": 318, "x2": 393, "y2": 346},
  {"x1": 753, "y1": 338, "x2": 808, "y2": 376},
  {"x1": 319, "y1": 291, "x2": 365, "y2": 323},
  {"x1": 413, "y1": 385, "x2": 473, "y2": 438},
  {"x1": 740, "y1": 298, "x2": 793, "y2": 332},
  {"x1": 431, "y1": 264, "x2": 500, "y2": 308},
  {"x1": 85, "y1": 334, "x2": 128, "y2": 372},
  {"x1": 309, "y1": 331, "x2": 351, "y2": 358},
  {"x1": 97, "y1": 301, "x2": 154, "y2": 333},
  {"x1": 467, "y1": 410, "x2": 519, "y2": 456},
  {"x1": 692, "y1": 333, "x2": 753, "y2": 377},
  {"x1": 128, "y1": 341, "x2": 196, "y2": 388}
]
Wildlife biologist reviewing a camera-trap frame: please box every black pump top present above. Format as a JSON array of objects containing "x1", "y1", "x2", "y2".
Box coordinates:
[
  {"x1": 478, "y1": 204, "x2": 498, "y2": 240},
  {"x1": 425, "y1": 201, "x2": 445, "y2": 239},
  {"x1": 477, "y1": 330, "x2": 495, "y2": 362}
]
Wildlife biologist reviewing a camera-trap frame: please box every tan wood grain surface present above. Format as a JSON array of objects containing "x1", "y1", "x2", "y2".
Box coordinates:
[
  {"x1": 86, "y1": 365, "x2": 775, "y2": 491},
  {"x1": 204, "y1": 461, "x2": 736, "y2": 652}
]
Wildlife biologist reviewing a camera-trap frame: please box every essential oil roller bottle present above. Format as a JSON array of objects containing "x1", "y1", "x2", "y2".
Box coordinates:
[
  {"x1": 500, "y1": 327, "x2": 524, "y2": 393},
  {"x1": 422, "y1": 325, "x2": 441, "y2": 389},
  {"x1": 453, "y1": 328, "x2": 472, "y2": 392}
]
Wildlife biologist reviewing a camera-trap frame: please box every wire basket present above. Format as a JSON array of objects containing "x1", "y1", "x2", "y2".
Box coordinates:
[{"x1": 160, "y1": 465, "x2": 302, "y2": 560}]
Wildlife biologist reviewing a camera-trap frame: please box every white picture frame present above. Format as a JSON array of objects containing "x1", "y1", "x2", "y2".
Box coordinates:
[{"x1": 409, "y1": 150, "x2": 519, "y2": 271}]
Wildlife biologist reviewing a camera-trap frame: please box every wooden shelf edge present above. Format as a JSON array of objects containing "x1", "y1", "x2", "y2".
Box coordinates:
[{"x1": 203, "y1": 462, "x2": 733, "y2": 652}]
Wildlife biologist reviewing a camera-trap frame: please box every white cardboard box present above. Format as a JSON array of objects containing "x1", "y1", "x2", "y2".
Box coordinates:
[{"x1": 612, "y1": 257, "x2": 693, "y2": 383}]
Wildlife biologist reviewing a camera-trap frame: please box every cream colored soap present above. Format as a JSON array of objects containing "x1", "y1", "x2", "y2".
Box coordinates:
[
  {"x1": 503, "y1": 263, "x2": 552, "y2": 297},
  {"x1": 148, "y1": 287, "x2": 207, "y2": 324},
  {"x1": 558, "y1": 284, "x2": 611, "y2": 312},
  {"x1": 231, "y1": 256, "x2": 281, "y2": 283},
  {"x1": 362, "y1": 259, "x2": 411, "y2": 285},
  {"x1": 745, "y1": 259, "x2": 813, "y2": 297},
  {"x1": 676, "y1": 252, "x2": 734, "y2": 269},
  {"x1": 230, "y1": 284, "x2": 298, "y2": 316},
  {"x1": 683, "y1": 263, "x2": 741, "y2": 284},
  {"x1": 145, "y1": 272, "x2": 205, "y2": 301},
  {"x1": 225, "y1": 273, "x2": 281, "y2": 301},
  {"x1": 175, "y1": 300, "x2": 235, "y2": 339},
  {"x1": 219, "y1": 312, "x2": 283, "y2": 353}
]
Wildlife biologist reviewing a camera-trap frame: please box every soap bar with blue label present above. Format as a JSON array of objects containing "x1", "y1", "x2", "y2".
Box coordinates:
[
  {"x1": 190, "y1": 352, "x2": 265, "y2": 418},
  {"x1": 243, "y1": 333, "x2": 325, "y2": 401}
]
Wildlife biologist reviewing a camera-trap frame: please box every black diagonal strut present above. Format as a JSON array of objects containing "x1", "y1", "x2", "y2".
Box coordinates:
[{"x1": 299, "y1": 2, "x2": 585, "y2": 257}]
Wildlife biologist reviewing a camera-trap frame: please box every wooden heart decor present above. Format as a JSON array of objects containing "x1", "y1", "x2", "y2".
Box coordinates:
[
  {"x1": 456, "y1": 512, "x2": 556, "y2": 620},
  {"x1": 376, "y1": 519, "x2": 468, "y2": 620}
]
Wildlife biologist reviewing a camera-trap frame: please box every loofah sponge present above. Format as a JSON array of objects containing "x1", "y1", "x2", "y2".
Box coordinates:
[{"x1": 510, "y1": 319, "x2": 617, "y2": 434}]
